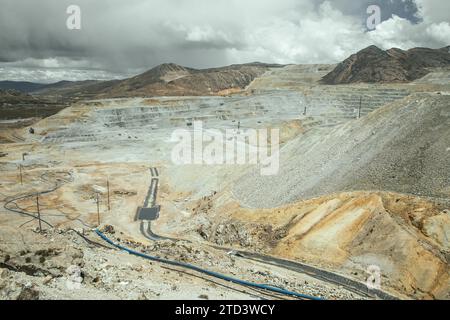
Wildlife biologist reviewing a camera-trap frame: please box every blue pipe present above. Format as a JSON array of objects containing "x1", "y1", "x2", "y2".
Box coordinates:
[{"x1": 95, "y1": 229, "x2": 324, "y2": 300}]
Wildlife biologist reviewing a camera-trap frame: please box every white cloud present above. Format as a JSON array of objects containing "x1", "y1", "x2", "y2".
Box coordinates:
[
  {"x1": 0, "y1": 66, "x2": 126, "y2": 83},
  {"x1": 414, "y1": 0, "x2": 450, "y2": 23},
  {"x1": 366, "y1": 3, "x2": 450, "y2": 50},
  {"x1": 0, "y1": 0, "x2": 448, "y2": 82},
  {"x1": 226, "y1": 2, "x2": 370, "y2": 64},
  {"x1": 426, "y1": 22, "x2": 450, "y2": 44}
]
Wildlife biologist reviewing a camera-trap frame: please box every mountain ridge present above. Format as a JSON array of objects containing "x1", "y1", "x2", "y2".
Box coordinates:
[
  {"x1": 321, "y1": 45, "x2": 450, "y2": 84},
  {"x1": 3, "y1": 62, "x2": 284, "y2": 99}
]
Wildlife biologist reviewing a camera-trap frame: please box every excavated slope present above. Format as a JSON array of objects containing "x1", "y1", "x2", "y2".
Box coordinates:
[
  {"x1": 215, "y1": 191, "x2": 450, "y2": 299},
  {"x1": 234, "y1": 93, "x2": 450, "y2": 208}
]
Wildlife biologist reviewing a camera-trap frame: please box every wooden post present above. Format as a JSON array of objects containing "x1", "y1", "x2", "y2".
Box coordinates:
[
  {"x1": 358, "y1": 96, "x2": 362, "y2": 119},
  {"x1": 303, "y1": 105, "x2": 307, "y2": 116},
  {"x1": 19, "y1": 165, "x2": 23, "y2": 185},
  {"x1": 107, "y1": 178, "x2": 111, "y2": 212},
  {"x1": 36, "y1": 194, "x2": 42, "y2": 232},
  {"x1": 96, "y1": 193, "x2": 100, "y2": 226}
]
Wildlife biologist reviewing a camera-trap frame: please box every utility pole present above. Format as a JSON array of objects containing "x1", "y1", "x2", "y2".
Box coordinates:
[
  {"x1": 107, "y1": 178, "x2": 111, "y2": 212},
  {"x1": 19, "y1": 164, "x2": 23, "y2": 185},
  {"x1": 36, "y1": 194, "x2": 42, "y2": 232},
  {"x1": 358, "y1": 96, "x2": 362, "y2": 119},
  {"x1": 96, "y1": 193, "x2": 100, "y2": 226}
]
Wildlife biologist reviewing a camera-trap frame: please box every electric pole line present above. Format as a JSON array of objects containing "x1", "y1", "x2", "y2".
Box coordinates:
[
  {"x1": 19, "y1": 164, "x2": 23, "y2": 185},
  {"x1": 36, "y1": 194, "x2": 42, "y2": 233},
  {"x1": 107, "y1": 178, "x2": 111, "y2": 212},
  {"x1": 96, "y1": 193, "x2": 100, "y2": 226},
  {"x1": 358, "y1": 96, "x2": 362, "y2": 119}
]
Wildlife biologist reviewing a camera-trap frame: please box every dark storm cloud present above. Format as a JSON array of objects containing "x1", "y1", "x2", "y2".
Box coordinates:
[
  {"x1": 0, "y1": 0, "x2": 448, "y2": 82},
  {"x1": 321, "y1": 0, "x2": 421, "y2": 24},
  {"x1": 0, "y1": 1, "x2": 74, "y2": 60}
]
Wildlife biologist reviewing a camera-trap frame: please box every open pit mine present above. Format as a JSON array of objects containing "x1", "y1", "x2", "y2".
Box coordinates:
[{"x1": 0, "y1": 46, "x2": 449, "y2": 300}]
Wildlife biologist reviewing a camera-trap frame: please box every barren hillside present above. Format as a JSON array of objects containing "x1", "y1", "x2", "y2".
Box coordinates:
[
  {"x1": 201, "y1": 191, "x2": 450, "y2": 299},
  {"x1": 0, "y1": 90, "x2": 67, "y2": 121},
  {"x1": 30, "y1": 63, "x2": 283, "y2": 100},
  {"x1": 234, "y1": 94, "x2": 450, "y2": 208},
  {"x1": 321, "y1": 45, "x2": 450, "y2": 84}
]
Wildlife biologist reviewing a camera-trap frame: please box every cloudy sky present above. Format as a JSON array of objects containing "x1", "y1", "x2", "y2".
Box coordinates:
[{"x1": 0, "y1": 0, "x2": 449, "y2": 83}]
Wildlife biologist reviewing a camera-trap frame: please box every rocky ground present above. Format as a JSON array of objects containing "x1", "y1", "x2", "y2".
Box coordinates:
[
  {"x1": 0, "y1": 225, "x2": 362, "y2": 300},
  {"x1": 163, "y1": 190, "x2": 449, "y2": 299}
]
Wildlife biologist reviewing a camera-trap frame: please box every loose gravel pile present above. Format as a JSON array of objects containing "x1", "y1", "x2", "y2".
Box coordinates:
[{"x1": 234, "y1": 93, "x2": 450, "y2": 208}]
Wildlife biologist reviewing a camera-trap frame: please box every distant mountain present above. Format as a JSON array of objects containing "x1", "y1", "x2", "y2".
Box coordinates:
[
  {"x1": 36, "y1": 62, "x2": 283, "y2": 99},
  {"x1": 0, "y1": 81, "x2": 49, "y2": 93},
  {"x1": 0, "y1": 89, "x2": 67, "y2": 120},
  {"x1": 1, "y1": 62, "x2": 283, "y2": 100},
  {"x1": 0, "y1": 89, "x2": 40, "y2": 103},
  {"x1": 93, "y1": 62, "x2": 284, "y2": 98},
  {"x1": 321, "y1": 45, "x2": 450, "y2": 84},
  {"x1": 0, "y1": 80, "x2": 106, "y2": 96},
  {"x1": 32, "y1": 79, "x2": 117, "y2": 99}
]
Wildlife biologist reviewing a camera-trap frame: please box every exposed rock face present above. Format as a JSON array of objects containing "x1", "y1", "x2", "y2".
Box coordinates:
[
  {"x1": 321, "y1": 45, "x2": 450, "y2": 84},
  {"x1": 234, "y1": 94, "x2": 450, "y2": 208},
  {"x1": 220, "y1": 191, "x2": 450, "y2": 299}
]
